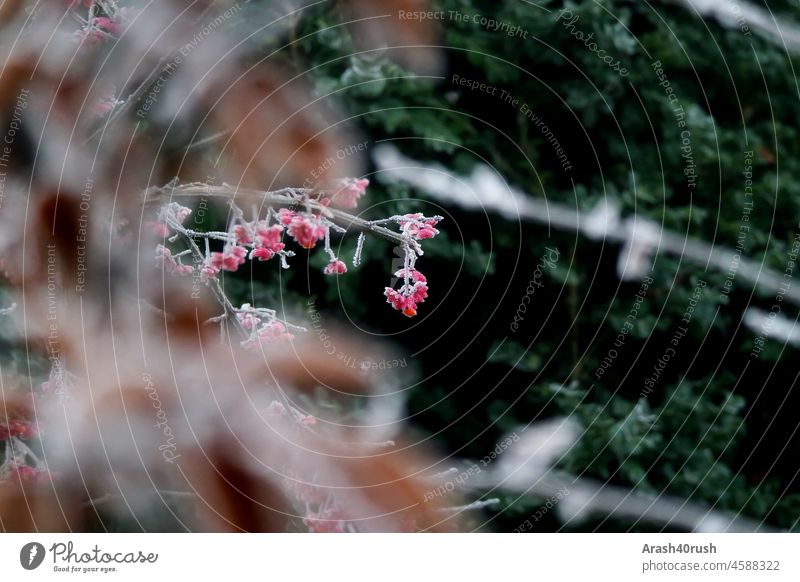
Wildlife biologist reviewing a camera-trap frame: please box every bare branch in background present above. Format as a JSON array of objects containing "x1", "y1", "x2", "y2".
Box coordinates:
[
  {"x1": 743, "y1": 308, "x2": 800, "y2": 347},
  {"x1": 373, "y1": 145, "x2": 800, "y2": 315},
  {"x1": 476, "y1": 423, "x2": 773, "y2": 532}
]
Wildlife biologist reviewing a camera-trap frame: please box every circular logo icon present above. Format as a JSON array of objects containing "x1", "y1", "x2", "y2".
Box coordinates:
[{"x1": 20, "y1": 542, "x2": 46, "y2": 570}]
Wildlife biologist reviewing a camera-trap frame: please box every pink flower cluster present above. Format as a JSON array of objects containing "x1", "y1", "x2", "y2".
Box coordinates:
[
  {"x1": 323, "y1": 260, "x2": 347, "y2": 275},
  {"x1": 208, "y1": 245, "x2": 247, "y2": 272},
  {"x1": 146, "y1": 202, "x2": 192, "y2": 238},
  {"x1": 284, "y1": 212, "x2": 326, "y2": 250},
  {"x1": 384, "y1": 268, "x2": 429, "y2": 318},
  {"x1": 153, "y1": 180, "x2": 444, "y2": 321},
  {"x1": 323, "y1": 178, "x2": 369, "y2": 209},
  {"x1": 0, "y1": 465, "x2": 54, "y2": 487},
  {"x1": 155, "y1": 244, "x2": 193, "y2": 276},
  {"x1": 3, "y1": 465, "x2": 46, "y2": 482},
  {"x1": 198, "y1": 207, "x2": 348, "y2": 281},
  {"x1": 237, "y1": 307, "x2": 295, "y2": 350},
  {"x1": 68, "y1": 1, "x2": 132, "y2": 46},
  {"x1": 0, "y1": 420, "x2": 37, "y2": 440},
  {"x1": 77, "y1": 15, "x2": 125, "y2": 45},
  {"x1": 0, "y1": 408, "x2": 50, "y2": 487},
  {"x1": 399, "y1": 213, "x2": 441, "y2": 240},
  {"x1": 235, "y1": 221, "x2": 285, "y2": 254},
  {"x1": 380, "y1": 213, "x2": 442, "y2": 317}
]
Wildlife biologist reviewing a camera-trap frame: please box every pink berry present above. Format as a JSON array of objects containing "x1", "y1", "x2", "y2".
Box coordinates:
[
  {"x1": 323, "y1": 260, "x2": 347, "y2": 275},
  {"x1": 327, "y1": 178, "x2": 368, "y2": 209},
  {"x1": 287, "y1": 215, "x2": 326, "y2": 250}
]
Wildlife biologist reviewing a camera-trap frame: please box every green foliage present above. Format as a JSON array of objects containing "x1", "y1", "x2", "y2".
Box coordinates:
[{"x1": 246, "y1": 0, "x2": 800, "y2": 530}]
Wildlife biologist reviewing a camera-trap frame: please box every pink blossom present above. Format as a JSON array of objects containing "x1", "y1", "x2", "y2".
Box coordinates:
[
  {"x1": 155, "y1": 244, "x2": 178, "y2": 273},
  {"x1": 241, "y1": 321, "x2": 294, "y2": 349},
  {"x1": 251, "y1": 223, "x2": 285, "y2": 261},
  {"x1": 323, "y1": 260, "x2": 347, "y2": 275},
  {"x1": 250, "y1": 247, "x2": 276, "y2": 261},
  {"x1": 300, "y1": 415, "x2": 317, "y2": 426},
  {"x1": 236, "y1": 305, "x2": 261, "y2": 330},
  {"x1": 233, "y1": 224, "x2": 253, "y2": 245},
  {"x1": 385, "y1": 289, "x2": 420, "y2": 317},
  {"x1": 277, "y1": 208, "x2": 295, "y2": 225},
  {"x1": 155, "y1": 244, "x2": 192, "y2": 276},
  {"x1": 94, "y1": 16, "x2": 122, "y2": 35},
  {"x1": 287, "y1": 215, "x2": 326, "y2": 250},
  {"x1": 154, "y1": 244, "x2": 171, "y2": 263},
  {"x1": 0, "y1": 420, "x2": 37, "y2": 440},
  {"x1": 257, "y1": 321, "x2": 293, "y2": 342},
  {"x1": 173, "y1": 204, "x2": 192, "y2": 224},
  {"x1": 146, "y1": 204, "x2": 190, "y2": 237},
  {"x1": 395, "y1": 268, "x2": 427, "y2": 284},
  {"x1": 158, "y1": 203, "x2": 192, "y2": 225},
  {"x1": 200, "y1": 263, "x2": 219, "y2": 282},
  {"x1": 4, "y1": 465, "x2": 38, "y2": 482},
  {"x1": 209, "y1": 246, "x2": 247, "y2": 272},
  {"x1": 2, "y1": 465, "x2": 53, "y2": 484},
  {"x1": 400, "y1": 213, "x2": 441, "y2": 240},
  {"x1": 384, "y1": 269, "x2": 429, "y2": 317},
  {"x1": 327, "y1": 178, "x2": 368, "y2": 209},
  {"x1": 75, "y1": 13, "x2": 125, "y2": 45}
]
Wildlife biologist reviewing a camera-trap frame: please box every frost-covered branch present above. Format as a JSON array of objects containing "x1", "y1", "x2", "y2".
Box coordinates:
[
  {"x1": 145, "y1": 180, "x2": 442, "y2": 323},
  {"x1": 145, "y1": 183, "x2": 422, "y2": 250}
]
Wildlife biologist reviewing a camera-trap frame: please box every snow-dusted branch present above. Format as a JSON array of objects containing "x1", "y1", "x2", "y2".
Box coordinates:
[
  {"x1": 666, "y1": 0, "x2": 800, "y2": 53},
  {"x1": 487, "y1": 470, "x2": 772, "y2": 532},
  {"x1": 373, "y1": 145, "x2": 800, "y2": 307},
  {"x1": 463, "y1": 422, "x2": 773, "y2": 532},
  {"x1": 145, "y1": 180, "x2": 442, "y2": 322},
  {"x1": 145, "y1": 183, "x2": 419, "y2": 250}
]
